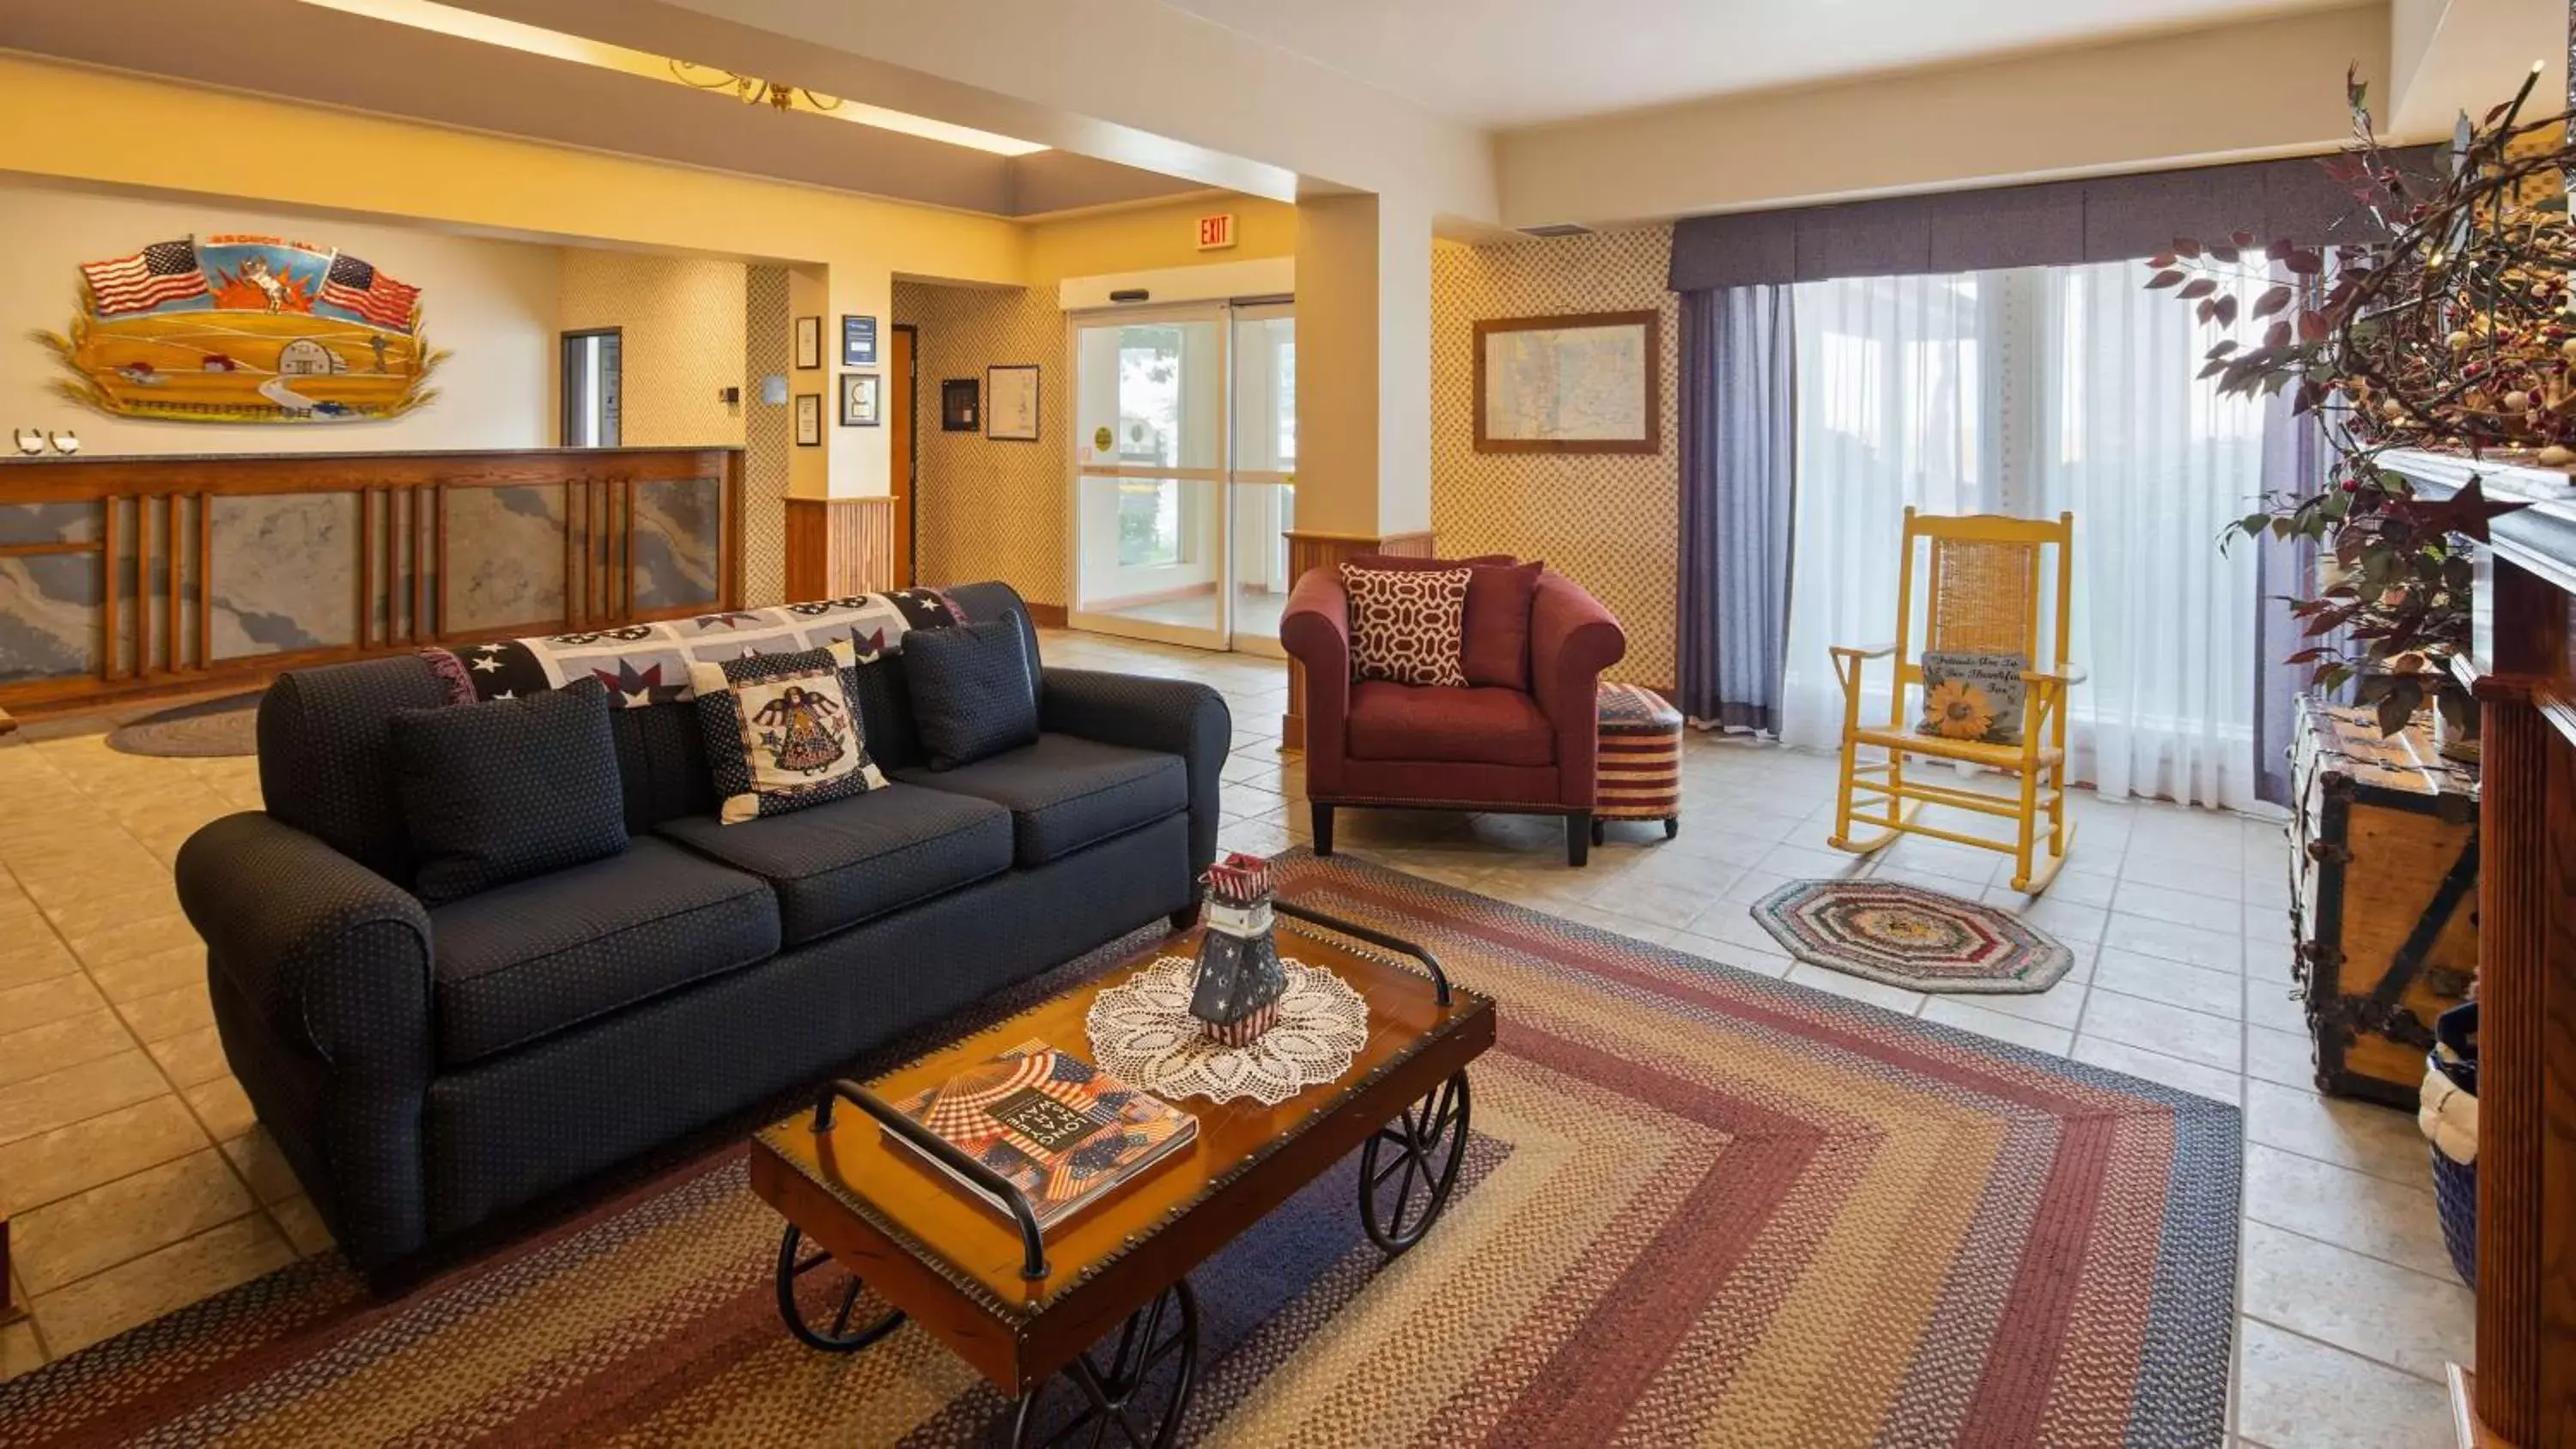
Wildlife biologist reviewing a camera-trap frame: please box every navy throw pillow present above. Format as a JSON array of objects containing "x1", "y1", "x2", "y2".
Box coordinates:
[
  {"x1": 902, "y1": 618, "x2": 1038, "y2": 771},
  {"x1": 390, "y1": 676, "x2": 629, "y2": 905}
]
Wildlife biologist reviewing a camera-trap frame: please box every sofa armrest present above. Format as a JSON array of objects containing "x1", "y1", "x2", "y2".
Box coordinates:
[
  {"x1": 1529, "y1": 573, "x2": 1629, "y2": 808},
  {"x1": 1040, "y1": 668, "x2": 1230, "y2": 878},
  {"x1": 177, "y1": 811, "x2": 435, "y2": 1266},
  {"x1": 1279, "y1": 567, "x2": 1352, "y2": 791}
]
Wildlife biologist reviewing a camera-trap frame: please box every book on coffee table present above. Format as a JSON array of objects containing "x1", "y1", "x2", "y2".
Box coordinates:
[{"x1": 882, "y1": 1040, "x2": 1196, "y2": 1233}]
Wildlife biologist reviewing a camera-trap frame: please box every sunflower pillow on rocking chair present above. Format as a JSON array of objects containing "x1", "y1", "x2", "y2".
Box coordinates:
[
  {"x1": 1917, "y1": 651, "x2": 2027, "y2": 747},
  {"x1": 692, "y1": 640, "x2": 887, "y2": 823}
]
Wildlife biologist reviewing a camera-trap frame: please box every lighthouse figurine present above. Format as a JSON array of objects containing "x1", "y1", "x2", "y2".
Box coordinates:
[{"x1": 1189, "y1": 853, "x2": 1287, "y2": 1046}]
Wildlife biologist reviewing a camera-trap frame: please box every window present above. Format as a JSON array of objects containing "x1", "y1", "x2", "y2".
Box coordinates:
[
  {"x1": 560, "y1": 329, "x2": 621, "y2": 447},
  {"x1": 1782, "y1": 261, "x2": 2271, "y2": 808}
]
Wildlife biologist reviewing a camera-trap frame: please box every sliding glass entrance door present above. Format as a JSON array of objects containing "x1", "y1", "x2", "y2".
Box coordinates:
[{"x1": 1068, "y1": 300, "x2": 1293, "y2": 655}]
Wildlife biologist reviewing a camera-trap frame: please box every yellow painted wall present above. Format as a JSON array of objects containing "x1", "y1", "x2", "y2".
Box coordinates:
[
  {"x1": 900, "y1": 196, "x2": 1303, "y2": 605},
  {"x1": 1024, "y1": 197, "x2": 1300, "y2": 285},
  {"x1": 0, "y1": 53, "x2": 1025, "y2": 500},
  {"x1": 557, "y1": 252, "x2": 747, "y2": 449}
]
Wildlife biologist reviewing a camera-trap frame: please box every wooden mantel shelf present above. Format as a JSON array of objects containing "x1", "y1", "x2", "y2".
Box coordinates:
[{"x1": 2381, "y1": 449, "x2": 2576, "y2": 597}]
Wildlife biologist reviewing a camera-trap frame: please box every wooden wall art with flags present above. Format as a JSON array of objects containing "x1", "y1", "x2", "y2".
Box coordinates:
[{"x1": 34, "y1": 233, "x2": 447, "y2": 424}]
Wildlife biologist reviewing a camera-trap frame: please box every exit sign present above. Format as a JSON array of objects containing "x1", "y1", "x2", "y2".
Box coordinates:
[{"x1": 1196, "y1": 213, "x2": 1236, "y2": 251}]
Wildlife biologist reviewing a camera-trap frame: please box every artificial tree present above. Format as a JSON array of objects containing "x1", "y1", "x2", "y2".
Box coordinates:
[{"x1": 2148, "y1": 66, "x2": 2562, "y2": 742}]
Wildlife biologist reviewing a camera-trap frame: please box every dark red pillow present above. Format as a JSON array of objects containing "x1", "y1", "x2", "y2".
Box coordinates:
[{"x1": 1344, "y1": 555, "x2": 1541, "y2": 690}]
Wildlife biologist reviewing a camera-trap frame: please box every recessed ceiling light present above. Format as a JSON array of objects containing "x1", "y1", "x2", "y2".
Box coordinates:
[{"x1": 293, "y1": 0, "x2": 1048, "y2": 156}]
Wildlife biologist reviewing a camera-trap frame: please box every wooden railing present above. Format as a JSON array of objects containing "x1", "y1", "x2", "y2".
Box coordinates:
[{"x1": 0, "y1": 446, "x2": 742, "y2": 717}]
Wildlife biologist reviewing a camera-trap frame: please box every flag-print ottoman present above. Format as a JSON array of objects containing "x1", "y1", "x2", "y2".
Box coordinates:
[{"x1": 1594, "y1": 682, "x2": 1682, "y2": 844}]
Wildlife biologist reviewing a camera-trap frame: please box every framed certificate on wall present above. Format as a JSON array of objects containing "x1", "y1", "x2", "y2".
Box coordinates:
[{"x1": 986, "y1": 363, "x2": 1040, "y2": 442}]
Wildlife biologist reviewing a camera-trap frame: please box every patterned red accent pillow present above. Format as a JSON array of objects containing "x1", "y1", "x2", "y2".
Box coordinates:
[{"x1": 1340, "y1": 564, "x2": 1470, "y2": 688}]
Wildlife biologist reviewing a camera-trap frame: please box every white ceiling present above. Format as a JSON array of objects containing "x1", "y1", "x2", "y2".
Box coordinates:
[{"x1": 1155, "y1": 0, "x2": 2367, "y2": 128}]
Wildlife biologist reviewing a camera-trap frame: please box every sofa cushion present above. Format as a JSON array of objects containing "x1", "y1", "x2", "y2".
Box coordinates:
[
  {"x1": 1346, "y1": 681, "x2": 1557, "y2": 767},
  {"x1": 657, "y1": 784, "x2": 1013, "y2": 946},
  {"x1": 391, "y1": 677, "x2": 631, "y2": 906},
  {"x1": 898, "y1": 734, "x2": 1187, "y2": 867},
  {"x1": 427, "y1": 836, "x2": 779, "y2": 1066},
  {"x1": 691, "y1": 641, "x2": 887, "y2": 824},
  {"x1": 902, "y1": 618, "x2": 1040, "y2": 771}
]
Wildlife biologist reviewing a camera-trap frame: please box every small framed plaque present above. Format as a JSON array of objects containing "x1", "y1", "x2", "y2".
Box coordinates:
[
  {"x1": 839, "y1": 372, "x2": 880, "y2": 427},
  {"x1": 793, "y1": 391, "x2": 822, "y2": 446},
  {"x1": 793, "y1": 315, "x2": 822, "y2": 371}
]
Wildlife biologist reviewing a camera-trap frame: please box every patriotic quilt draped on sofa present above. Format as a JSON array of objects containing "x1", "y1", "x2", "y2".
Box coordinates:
[{"x1": 439, "y1": 588, "x2": 969, "y2": 706}]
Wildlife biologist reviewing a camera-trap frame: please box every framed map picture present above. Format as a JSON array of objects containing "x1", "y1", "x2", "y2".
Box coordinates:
[{"x1": 1472, "y1": 310, "x2": 1660, "y2": 454}]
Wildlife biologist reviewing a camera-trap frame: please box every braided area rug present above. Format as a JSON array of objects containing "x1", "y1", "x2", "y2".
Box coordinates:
[{"x1": 0, "y1": 851, "x2": 2239, "y2": 1448}]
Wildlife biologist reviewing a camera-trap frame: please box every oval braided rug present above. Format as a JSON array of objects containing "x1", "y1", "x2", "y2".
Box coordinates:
[
  {"x1": 0, "y1": 852, "x2": 2238, "y2": 1448},
  {"x1": 1752, "y1": 877, "x2": 2077, "y2": 994}
]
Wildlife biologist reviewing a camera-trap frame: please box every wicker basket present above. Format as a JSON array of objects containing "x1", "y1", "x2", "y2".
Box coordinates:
[{"x1": 2422, "y1": 1001, "x2": 2478, "y2": 1286}]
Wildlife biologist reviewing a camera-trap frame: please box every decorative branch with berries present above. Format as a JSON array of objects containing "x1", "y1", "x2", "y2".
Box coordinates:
[{"x1": 2144, "y1": 64, "x2": 2556, "y2": 736}]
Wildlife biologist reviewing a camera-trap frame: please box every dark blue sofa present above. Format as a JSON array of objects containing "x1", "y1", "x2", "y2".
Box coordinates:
[{"x1": 174, "y1": 582, "x2": 1228, "y2": 1272}]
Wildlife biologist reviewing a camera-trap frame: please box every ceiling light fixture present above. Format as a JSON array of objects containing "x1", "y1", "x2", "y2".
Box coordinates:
[
  {"x1": 289, "y1": 0, "x2": 1047, "y2": 155},
  {"x1": 666, "y1": 60, "x2": 841, "y2": 114}
]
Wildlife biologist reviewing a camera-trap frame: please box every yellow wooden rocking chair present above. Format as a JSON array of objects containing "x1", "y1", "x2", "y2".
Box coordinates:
[{"x1": 1827, "y1": 507, "x2": 2085, "y2": 894}]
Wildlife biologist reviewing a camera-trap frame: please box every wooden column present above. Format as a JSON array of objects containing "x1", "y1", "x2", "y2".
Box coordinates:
[
  {"x1": 784, "y1": 495, "x2": 897, "y2": 602},
  {"x1": 2389, "y1": 452, "x2": 2576, "y2": 1449},
  {"x1": 1278, "y1": 528, "x2": 1433, "y2": 749}
]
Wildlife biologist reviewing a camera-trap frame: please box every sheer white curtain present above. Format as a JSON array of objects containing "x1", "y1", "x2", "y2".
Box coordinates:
[
  {"x1": 1778, "y1": 272, "x2": 1996, "y2": 749},
  {"x1": 1780, "y1": 261, "x2": 2265, "y2": 809},
  {"x1": 2036, "y1": 261, "x2": 2264, "y2": 808}
]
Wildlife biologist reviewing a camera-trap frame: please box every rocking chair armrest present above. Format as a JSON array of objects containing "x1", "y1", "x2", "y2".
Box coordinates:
[
  {"x1": 2020, "y1": 663, "x2": 2089, "y2": 687},
  {"x1": 1829, "y1": 642, "x2": 1899, "y2": 661}
]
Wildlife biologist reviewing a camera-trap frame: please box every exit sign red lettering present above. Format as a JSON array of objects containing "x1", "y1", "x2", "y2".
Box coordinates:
[{"x1": 1196, "y1": 214, "x2": 1236, "y2": 251}]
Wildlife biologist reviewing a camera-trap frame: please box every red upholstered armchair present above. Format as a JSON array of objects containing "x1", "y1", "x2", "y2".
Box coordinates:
[{"x1": 1280, "y1": 558, "x2": 1627, "y2": 865}]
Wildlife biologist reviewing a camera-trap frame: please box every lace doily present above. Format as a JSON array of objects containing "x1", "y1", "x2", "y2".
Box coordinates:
[{"x1": 1084, "y1": 955, "x2": 1369, "y2": 1106}]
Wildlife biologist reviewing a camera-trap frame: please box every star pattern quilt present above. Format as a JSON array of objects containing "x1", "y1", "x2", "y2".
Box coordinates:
[{"x1": 453, "y1": 589, "x2": 966, "y2": 707}]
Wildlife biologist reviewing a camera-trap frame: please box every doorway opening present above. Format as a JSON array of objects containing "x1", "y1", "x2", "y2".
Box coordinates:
[
  {"x1": 559, "y1": 327, "x2": 622, "y2": 447},
  {"x1": 1066, "y1": 300, "x2": 1293, "y2": 657}
]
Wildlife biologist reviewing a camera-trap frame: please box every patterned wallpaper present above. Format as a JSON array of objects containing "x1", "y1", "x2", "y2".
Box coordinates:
[
  {"x1": 1431, "y1": 226, "x2": 1680, "y2": 688},
  {"x1": 893, "y1": 279, "x2": 1066, "y2": 606},
  {"x1": 558, "y1": 252, "x2": 747, "y2": 449},
  {"x1": 742, "y1": 264, "x2": 791, "y2": 606}
]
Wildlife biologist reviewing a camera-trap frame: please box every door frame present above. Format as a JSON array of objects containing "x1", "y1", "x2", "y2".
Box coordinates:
[
  {"x1": 1064, "y1": 301, "x2": 1235, "y2": 650},
  {"x1": 558, "y1": 326, "x2": 622, "y2": 447},
  {"x1": 890, "y1": 322, "x2": 917, "y2": 589}
]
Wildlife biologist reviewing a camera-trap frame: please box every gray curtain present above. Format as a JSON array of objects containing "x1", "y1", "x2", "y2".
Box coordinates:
[
  {"x1": 2253, "y1": 274, "x2": 2330, "y2": 805},
  {"x1": 1678, "y1": 285, "x2": 1796, "y2": 733}
]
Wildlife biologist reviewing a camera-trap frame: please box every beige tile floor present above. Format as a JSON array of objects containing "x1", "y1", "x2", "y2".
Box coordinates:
[{"x1": 0, "y1": 630, "x2": 2470, "y2": 1449}]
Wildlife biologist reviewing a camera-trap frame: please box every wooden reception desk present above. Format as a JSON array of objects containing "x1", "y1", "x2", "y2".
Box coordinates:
[{"x1": 0, "y1": 446, "x2": 742, "y2": 718}]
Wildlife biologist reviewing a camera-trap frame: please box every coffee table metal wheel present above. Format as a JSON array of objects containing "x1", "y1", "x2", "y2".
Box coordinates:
[
  {"x1": 1359, "y1": 1070, "x2": 1472, "y2": 1255},
  {"x1": 774, "y1": 1223, "x2": 906, "y2": 1353},
  {"x1": 1009, "y1": 1280, "x2": 1200, "y2": 1449}
]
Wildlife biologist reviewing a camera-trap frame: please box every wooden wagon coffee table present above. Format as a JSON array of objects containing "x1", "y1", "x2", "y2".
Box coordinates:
[{"x1": 748, "y1": 903, "x2": 1496, "y2": 1448}]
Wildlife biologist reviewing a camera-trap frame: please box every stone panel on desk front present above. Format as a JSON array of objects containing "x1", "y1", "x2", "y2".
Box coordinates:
[
  {"x1": 631, "y1": 476, "x2": 722, "y2": 612},
  {"x1": 0, "y1": 553, "x2": 102, "y2": 682},
  {"x1": 209, "y1": 494, "x2": 357, "y2": 658},
  {"x1": 445, "y1": 486, "x2": 567, "y2": 635}
]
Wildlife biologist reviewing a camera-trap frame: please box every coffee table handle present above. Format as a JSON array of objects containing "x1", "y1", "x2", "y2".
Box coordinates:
[
  {"x1": 1271, "y1": 900, "x2": 1452, "y2": 1009},
  {"x1": 811, "y1": 1079, "x2": 1050, "y2": 1281}
]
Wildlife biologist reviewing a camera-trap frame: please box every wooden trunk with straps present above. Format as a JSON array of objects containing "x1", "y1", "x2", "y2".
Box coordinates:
[{"x1": 2286, "y1": 699, "x2": 2482, "y2": 1110}]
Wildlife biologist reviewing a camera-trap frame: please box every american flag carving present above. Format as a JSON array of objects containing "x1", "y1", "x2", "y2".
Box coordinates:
[
  {"x1": 319, "y1": 253, "x2": 421, "y2": 333},
  {"x1": 80, "y1": 239, "x2": 210, "y2": 317}
]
